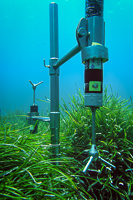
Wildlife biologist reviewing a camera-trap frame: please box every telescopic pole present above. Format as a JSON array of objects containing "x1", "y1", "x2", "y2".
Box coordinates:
[{"x1": 49, "y1": 3, "x2": 60, "y2": 159}]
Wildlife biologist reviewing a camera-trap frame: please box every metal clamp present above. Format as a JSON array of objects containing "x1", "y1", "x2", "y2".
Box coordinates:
[
  {"x1": 81, "y1": 45, "x2": 108, "y2": 64},
  {"x1": 76, "y1": 18, "x2": 88, "y2": 48},
  {"x1": 43, "y1": 59, "x2": 50, "y2": 68}
]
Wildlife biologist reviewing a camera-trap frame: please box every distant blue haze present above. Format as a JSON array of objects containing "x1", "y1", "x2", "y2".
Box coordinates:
[{"x1": 0, "y1": 0, "x2": 133, "y2": 115}]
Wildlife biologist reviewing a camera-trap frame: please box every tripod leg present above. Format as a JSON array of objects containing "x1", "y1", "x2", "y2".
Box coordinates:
[
  {"x1": 98, "y1": 156, "x2": 116, "y2": 169},
  {"x1": 83, "y1": 156, "x2": 93, "y2": 173}
]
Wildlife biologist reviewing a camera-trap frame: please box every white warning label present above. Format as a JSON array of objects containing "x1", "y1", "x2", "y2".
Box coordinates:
[{"x1": 89, "y1": 58, "x2": 103, "y2": 69}]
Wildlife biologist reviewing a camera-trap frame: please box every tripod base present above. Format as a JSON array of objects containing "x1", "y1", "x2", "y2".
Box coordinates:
[
  {"x1": 83, "y1": 107, "x2": 116, "y2": 173},
  {"x1": 83, "y1": 145, "x2": 116, "y2": 173}
]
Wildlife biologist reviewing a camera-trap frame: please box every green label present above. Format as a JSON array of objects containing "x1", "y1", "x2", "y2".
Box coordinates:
[{"x1": 89, "y1": 81, "x2": 101, "y2": 92}]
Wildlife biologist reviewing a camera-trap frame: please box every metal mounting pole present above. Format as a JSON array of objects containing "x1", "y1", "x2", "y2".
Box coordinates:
[
  {"x1": 49, "y1": 2, "x2": 60, "y2": 159},
  {"x1": 92, "y1": 107, "x2": 96, "y2": 145}
]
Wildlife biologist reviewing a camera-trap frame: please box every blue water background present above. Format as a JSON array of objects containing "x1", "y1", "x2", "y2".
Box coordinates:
[{"x1": 0, "y1": 0, "x2": 133, "y2": 115}]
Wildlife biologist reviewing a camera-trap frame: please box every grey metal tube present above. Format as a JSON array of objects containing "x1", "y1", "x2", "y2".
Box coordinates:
[
  {"x1": 83, "y1": 156, "x2": 93, "y2": 173},
  {"x1": 32, "y1": 116, "x2": 50, "y2": 122},
  {"x1": 33, "y1": 90, "x2": 35, "y2": 105},
  {"x1": 50, "y1": 74, "x2": 59, "y2": 113},
  {"x1": 92, "y1": 107, "x2": 96, "y2": 145},
  {"x1": 49, "y1": 3, "x2": 60, "y2": 158},
  {"x1": 54, "y1": 45, "x2": 81, "y2": 69},
  {"x1": 50, "y1": 2, "x2": 58, "y2": 58},
  {"x1": 99, "y1": 156, "x2": 116, "y2": 169}
]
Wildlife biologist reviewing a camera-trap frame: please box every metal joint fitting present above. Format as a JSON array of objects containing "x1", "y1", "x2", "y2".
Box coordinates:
[
  {"x1": 82, "y1": 45, "x2": 108, "y2": 64},
  {"x1": 27, "y1": 111, "x2": 39, "y2": 132},
  {"x1": 76, "y1": 18, "x2": 87, "y2": 48},
  {"x1": 27, "y1": 111, "x2": 39, "y2": 123},
  {"x1": 81, "y1": 16, "x2": 109, "y2": 63},
  {"x1": 49, "y1": 57, "x2": 59, "y2": 75},
  {"x1": 85, "y1": 93, "x2": 103, "y2": 107}
]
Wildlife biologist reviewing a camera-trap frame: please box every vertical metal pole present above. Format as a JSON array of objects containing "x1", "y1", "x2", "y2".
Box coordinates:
[
  {"x1": 49, "y1": 3, "x2": 60, "y2": 158},
  {"x1": 33, "y1": 89, "x2": 35, "y2": 105},
  {"x1": 50, "y1": 3, "x2": 59, "y2": 58},
  {"x1": 92, "y1": 107, "x2": 96, "y2": 145}
]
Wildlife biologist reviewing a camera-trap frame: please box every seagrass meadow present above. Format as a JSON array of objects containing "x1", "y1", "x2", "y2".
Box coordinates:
[{"x1": 0, "y1": 87, "x2": 133, "y2": 200}]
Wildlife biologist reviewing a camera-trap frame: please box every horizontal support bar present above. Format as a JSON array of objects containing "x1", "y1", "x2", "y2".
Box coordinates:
[
  {"x1": 53, "y1": 44, "x2": 82, "y2": 69},
  {"x1": 32, "y1": 116, "x2": 50, "y2": 122}
]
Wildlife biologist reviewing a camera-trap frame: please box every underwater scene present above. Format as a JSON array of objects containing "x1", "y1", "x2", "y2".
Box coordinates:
[{"x1": 0, "y1": 0, "x2": 133, "y2": 199}]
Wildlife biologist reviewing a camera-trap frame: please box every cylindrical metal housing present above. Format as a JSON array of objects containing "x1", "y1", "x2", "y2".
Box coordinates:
[
  {"x1": 27, "y1": 105, "x2": 39, "y2": 133},
  {"x1": 84, "y1": 59, "x2": 103, "y2": 107},
  {"x1": 83, "y1": 0, "x2": 107, "y2": 107},
  {"x1": 87, "y1": 16, "x2": 104, "y2": 46}
]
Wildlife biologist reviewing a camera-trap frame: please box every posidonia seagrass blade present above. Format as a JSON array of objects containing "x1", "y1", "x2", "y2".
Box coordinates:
[{"x1": 0, "y1": 86, "x2": 133, "y2": 199}]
